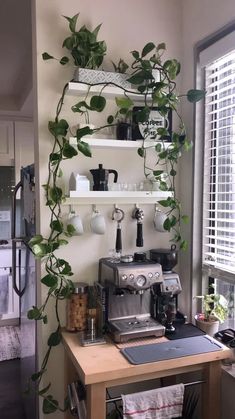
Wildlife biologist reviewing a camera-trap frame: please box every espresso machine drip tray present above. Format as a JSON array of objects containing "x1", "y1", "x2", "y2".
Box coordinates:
[{"x1": 108, "y1": 316, "x2": 165, "y2": 343}]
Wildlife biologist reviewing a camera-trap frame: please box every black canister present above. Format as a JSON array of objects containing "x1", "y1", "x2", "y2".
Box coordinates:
[{"x1": 149, "y1": 244, "x2": 178, "y2": 272}]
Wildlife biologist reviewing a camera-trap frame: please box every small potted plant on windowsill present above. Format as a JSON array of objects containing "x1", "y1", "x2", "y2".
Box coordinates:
[{"x1": 194, "y1": 286, "x2": 228, "y2": 336}]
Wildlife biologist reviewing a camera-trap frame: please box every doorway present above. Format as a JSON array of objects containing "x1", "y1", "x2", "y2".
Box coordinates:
[{"x1": 0, "y1": 1, "x2": 36, "y2": 418}]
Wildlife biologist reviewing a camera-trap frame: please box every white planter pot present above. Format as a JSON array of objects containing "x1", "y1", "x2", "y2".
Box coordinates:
[
  {"x1": 195, "y1": 315, "x2": 219, "y2": 337},
  {"x1": 73, "y1": 68, "x2": 132, "y2": 90}
]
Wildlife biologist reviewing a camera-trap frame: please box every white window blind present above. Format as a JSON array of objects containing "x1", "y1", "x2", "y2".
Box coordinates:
[{"x1": 202, "y1": 50, "x2": 235, "y2": 275}]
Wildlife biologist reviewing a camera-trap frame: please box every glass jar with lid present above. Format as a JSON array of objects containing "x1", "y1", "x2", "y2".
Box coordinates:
[{"x1": 66, "y1": 282, "x2": 89, "y2": 332}]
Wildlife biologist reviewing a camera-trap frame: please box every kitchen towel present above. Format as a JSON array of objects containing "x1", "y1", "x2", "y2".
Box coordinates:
[
  {"x1": 0, "y1": 273, "x2": 9, "y2": 314},
  {"x1": 121, "y1": 383, "x2": 184, "y2": 419}
]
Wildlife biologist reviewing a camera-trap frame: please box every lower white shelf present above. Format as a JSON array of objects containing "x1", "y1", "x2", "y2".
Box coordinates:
[
  {"x1": 64, "y1": 191, "x2": 172, "y2": 205},
  {"x1": 70, "y1": 137, "x2": 171, "y2": 149}
]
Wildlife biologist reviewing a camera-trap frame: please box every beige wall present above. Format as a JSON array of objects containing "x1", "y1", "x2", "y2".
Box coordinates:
[
  {"x1": 179, "y1": 1, "x2": 235, "y2": 318},
  {"x1": 33, "y1": 1, "x2": 235, "y2": 417},
  {"x1": 33, "y1": 1, "x2": 182, "y2": 417}
]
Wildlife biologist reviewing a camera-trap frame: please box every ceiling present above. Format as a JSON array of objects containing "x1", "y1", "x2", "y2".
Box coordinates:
[{"x1": 0, "y1": 0, "x2": 32, "y2": 113}]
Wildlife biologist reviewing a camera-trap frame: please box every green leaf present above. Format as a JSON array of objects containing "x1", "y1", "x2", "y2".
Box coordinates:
[
  {"x1": 63, "y1": 13, "x2": 79, "y2": 32},
  {"x1": 76, "y1": 126, "x2": 93, "y2": 139},
  {"x1": 58, "y1": 239, "x2": 69, "y2": 246},
  {"x1": 43, "y1": 315, "x2": 48, "y2": 324},
  {"x1": 63, "y1": 142, "x2": 78, "y2": 158},
  {"x1": 158, "y1": 150, "x2": 168, "y2": 159},
  {"x1": 163, "y1": 59, "x2": 180, "y2": 79},
  {"x1": 107, "y1": 115, "x2": 114, "y2": 124},
  {"x1": 42, "y1": 52, "x2": 54, "y2": 61},
  {"x1": 29, "y1": 235, "x2": 43, "y2": 246},
  {"x1": 32, "y1": 243, "x2": 50, "y2": 257},
  {"x1": 48, "y1": 119, "x2": 69, "y2": 137},
  {"x1": 48, "y1": 329, "x2": 61, "y2": 347},
  {"x1": 49, "y1": 152, "x2": 60, "y2": 162},
  {"x1": 182, "y1": 215, "x2": 189, "y2": 224},
  {"x1": 137, "y1": 147, "x2": 145, "y2": 158},
  {"x1": 127, "y1": 71, "x2": 146, "y2": 85},
  {"x1": 157, "y1": 128, "x2": 168, "y2": 137},
  {"x1": 59, "y1": 285, "x2": 73, "y2": 299},
  {"x1": 155, "y1": 143, "x2": 162, "y2": 153},
  {"x1": 92, "y1": 23, "x2": 102, "y2": 38},
  {"x1": 43, "y1": 396, "x2": 59, "y2": 414},
  {"x1": 170, "y1": 215, "x2": 177, "y2": 227},
  {"x1": 72, "y1": 101, "x2": 91, "y2": 113},
  {"x1": 187, "y1": 89, "x2": 206, "y2": 103},
  {"x1": 77, "y1": 140, "x2": 92, "y2": 157},
  {"x1": 41, "y1": 274, "x2": 58, "y2": 288},
  {"x1": 131, "y1": 50, "x2": 140, "y2": 60},
  {"x1": 159, "y1": 181, "x2": 168, "y2": 191},
  {"x1": 158, "y1": 198, "x2": 171, "y2": 208},
  {"x1": 134, "y1": 107, "x2": 150, "y2": 123},
  {"x1": 31, "y1": 371, "x2": 42, "y2": 382},
  {"x1": 50, "y1": 186, "x2": 63, "y2": 203},
  {"x1": 141, "y1": 42, "x2": 155, "y2": 57},
  {"x1": 66, "y1": 224, "x2": 76, "y2": 236},
  {"x1": 184, "y1": 140, "x2": 193, "y2": 151},
  {"x1": 27, "y1": 306, "x2": 41, "y2": 320},
  {"x1": 115, "y1": 96, "x2": 134, "y2": 109},
  {"x1": 61, "y1": 262, "x2": 72, "y2": 275},
  {"x1": 156, "y1": 42, "x2": 166, "y2": 51},
  {"x1": 90, "y1": 95, "x2": 106, "y2": 112},
  {"x1": 153, "y1": 170, "x2": 163, "y2": 177},
  {"x1": 163, "y1": 218, "x2": 172, "y2": 231},
  {"x1": 39, "y1": 383, "x2": 51, "y2": 396},
  {"x1": 50, "y1": 219, "x2": 63, "y2": 233},
  {"x1": 180, "y1": 240, "x2": 188, "y2": 251},
  {"x1": 60, "y1": 56, "x2": 69, "y2": 65}
]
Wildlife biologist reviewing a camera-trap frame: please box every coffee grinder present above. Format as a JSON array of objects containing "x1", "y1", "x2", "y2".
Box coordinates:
[{"x1": 149, "y1": 245, "x2": 184, "y2": 333}]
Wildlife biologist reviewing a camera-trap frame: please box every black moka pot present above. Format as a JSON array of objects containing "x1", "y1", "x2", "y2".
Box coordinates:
[
  {"x1": 149, "y1": 244, "x2": 178, "y2": 272},
  {"x1": 90, "y1": 164, "x2": 118, "y2": 191}
]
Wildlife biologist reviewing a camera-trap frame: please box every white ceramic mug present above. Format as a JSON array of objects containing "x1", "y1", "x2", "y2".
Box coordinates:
[
  {"x1": 90, "y1": 210, "x2": 106, "y2": 235},
  {"x1": 68, "y1": 213, "x2": 84, "y2": 236},
  {"x1": 153, "y1": 210, "x2": 167, "y2": 232}
]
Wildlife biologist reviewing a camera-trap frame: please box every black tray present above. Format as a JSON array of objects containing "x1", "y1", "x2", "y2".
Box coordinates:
[{"x1": 120, "y1": 335, "x2": 223, "y2": 365}]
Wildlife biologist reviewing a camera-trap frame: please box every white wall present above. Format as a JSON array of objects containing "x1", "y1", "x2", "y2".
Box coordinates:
[
  {"x1": 33, "y1": 1, "x2": 182, "y2": 417},
  {"x1": 179, "y1": 0, "x2": 235, "y2": 318}
]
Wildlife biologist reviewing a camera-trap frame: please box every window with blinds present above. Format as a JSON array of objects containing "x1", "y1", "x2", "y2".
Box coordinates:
[{"x1": 202, "y1": 51, "x2": 235, "y2": 276}]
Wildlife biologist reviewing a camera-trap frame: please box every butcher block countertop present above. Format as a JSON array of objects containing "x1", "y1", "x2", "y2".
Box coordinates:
[{"x1": 62, "y1": 331, "x2": 231, "y2": 385}]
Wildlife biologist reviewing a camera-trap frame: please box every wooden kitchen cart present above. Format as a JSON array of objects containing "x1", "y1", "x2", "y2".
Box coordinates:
[{"x1": 62, "y1": 331, "x2": 231, "y2": 419}]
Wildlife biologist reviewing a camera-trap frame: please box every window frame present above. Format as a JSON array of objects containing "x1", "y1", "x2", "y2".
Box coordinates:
[{"x1": 192, "y1": 20, "x2": 235, "y2": 319}]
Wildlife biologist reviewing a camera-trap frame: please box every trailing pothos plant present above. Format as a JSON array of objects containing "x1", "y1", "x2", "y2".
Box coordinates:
[{"x1": 28, "y1": 13, "x2": 205, "y2": 415}]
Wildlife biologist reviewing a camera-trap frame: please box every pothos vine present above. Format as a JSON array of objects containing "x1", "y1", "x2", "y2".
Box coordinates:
[{"x1": 26, "y1": 38, "x2": 205, "y2": 414}]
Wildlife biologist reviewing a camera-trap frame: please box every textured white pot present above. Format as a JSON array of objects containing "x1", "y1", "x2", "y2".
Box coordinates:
[
  {"x1": 73, "y1": 68, "x2": 132, "y2": 89},
  {"x1": 195, "y1": 315, "x2": 219, "y2": 336}
]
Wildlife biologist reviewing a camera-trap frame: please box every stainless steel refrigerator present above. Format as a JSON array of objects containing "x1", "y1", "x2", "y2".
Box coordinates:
[{"x1": 12, "y1": 164, "x2": 38, "y2": 419}]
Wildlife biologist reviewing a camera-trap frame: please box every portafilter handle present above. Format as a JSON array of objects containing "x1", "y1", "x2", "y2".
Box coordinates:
[{"x1": 132, "y1": 207, "x2": 144, "y2": 247}]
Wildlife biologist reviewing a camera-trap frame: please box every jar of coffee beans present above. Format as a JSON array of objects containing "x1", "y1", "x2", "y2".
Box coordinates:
[{"x1": 66, "y1": 282, "x2": 89, "y2": 332}]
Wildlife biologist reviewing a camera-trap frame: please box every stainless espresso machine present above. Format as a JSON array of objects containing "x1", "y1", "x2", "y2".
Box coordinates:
[{"x1": 97, "y1": 253, "x2": 165, "y2": 343}]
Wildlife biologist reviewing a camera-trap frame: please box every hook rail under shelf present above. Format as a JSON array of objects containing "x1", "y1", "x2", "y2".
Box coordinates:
[{"x1": 64, "y1": 191, "x2": 173, "y2": 205}]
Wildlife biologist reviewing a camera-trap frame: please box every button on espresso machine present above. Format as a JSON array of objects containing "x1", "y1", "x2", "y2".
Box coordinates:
[{"x1": 97, "y1": 255, "x2": 165, "y2": 343}]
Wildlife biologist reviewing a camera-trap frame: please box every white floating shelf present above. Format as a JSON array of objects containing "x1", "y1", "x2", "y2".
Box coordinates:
[
  {"x1": 67, "y1": 82, "x2": 151, "y2": 101},
  {"x1": 69, "y1": 137, "x2": 171, "y2": 149},
  {"x1": 64, "y1": 191, "x2": 172, "y2": 205}
]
